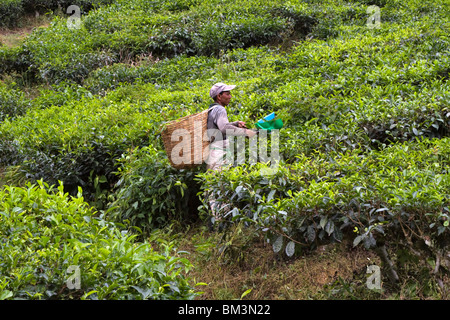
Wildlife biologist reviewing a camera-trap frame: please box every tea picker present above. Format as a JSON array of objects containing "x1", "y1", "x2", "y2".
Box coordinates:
[{"x1": 160, "y1": 83, "x2": 283, "y2": 228}]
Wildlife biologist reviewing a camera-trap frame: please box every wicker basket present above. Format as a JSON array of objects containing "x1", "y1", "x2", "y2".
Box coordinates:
[{"x1": 161, "y1": 109, "x2": 212, "y2": 169}]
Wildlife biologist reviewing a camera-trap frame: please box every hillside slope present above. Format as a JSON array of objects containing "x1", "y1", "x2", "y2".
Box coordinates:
[{"x1": 0, "y1": 0, "x2": 449, "y2": 300}]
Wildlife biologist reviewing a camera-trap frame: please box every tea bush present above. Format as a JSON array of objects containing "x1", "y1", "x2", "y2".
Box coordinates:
[
  {"x1": 0, "y1": 180, "x2": 197, "y2": 300},
  {"x1": 197, "y1": 137, "x2": 450, "y2": 271},
  {"x1": 19, "y1": 19, "x2": 118, "y2": 84},
  {"x1": 0, "y1": 0, "x2": 373, "y2": 85},
  {"x1": 0, "y1": 46, "x2": 30, "y2": 77},
  {"x1": 0, "y1": 96, "x2": 160, "y2": 206},
  {"x1": 20, "y1": 0, "x2": 113, "y2": 12},
  {"x1": 0, "y1": 0, "x2": 450, "y2": 297},
  {"x1": 0, "y1": 0, "x2": 23, "y2": 28},
  {"x1": 30, "y1": 82, "x2": 94, "y2": 109},
  {"x1": 0, "y1": 82, "x2": 217, "y2": 207},
  {"x1": 0, "y1": 82, "x2": 31, "y2": 121},
  {"x1": 109, "y1": 146, "x2": 203, "y2": 234},
  {"x1": 0, "y1": 0, "x2": 114, "y2": 28},
  {"x1": 83, "y1": 54, "x2": 218, "y2": 95}
]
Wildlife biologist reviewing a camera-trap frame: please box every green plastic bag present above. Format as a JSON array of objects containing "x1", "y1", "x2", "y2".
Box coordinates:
[{"x1": 254, "y1": 118, "x2": 283, "y2": 130}]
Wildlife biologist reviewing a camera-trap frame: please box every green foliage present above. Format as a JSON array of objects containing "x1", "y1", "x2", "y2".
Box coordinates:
[
  {"x1": 0, "y1": 0, "x2": 450, "y2": 299},
  {"x1": 31, "y1": 82, "x2": 94, "y2": 109},
  {"x1": 0, "y1": 46, "x2": 30, "y2": 77},
  {"x1": 0, "y1": 96, "x2": 160, "y2": 206},
  {"x1": 0, "y1": 0, "x2": 24, "y2": 28},
  {"x1": 0, "y1": 82, "x2": 31, "y2": 121},
  {"x1": 83, "y1": 55, "x2": 218, "y2": 95},
  {"x1": 0, "y1": 180, "x2": 197, "y2": 300},
  {"x1": 0, "y1": 0, "x2": 374, "y2": 85},
  {"x1": 197, "y1": 137, "x2": 450, "y2": 266},
  {"x1": 0, "y1": 0, "x2": 114, "y2": 27},
  {"x1": 19, "y1": 19, "x2": 118, "y2": 84},
  {"x1": 110, "y1": 146, "x2": 203, "y2": 235}
]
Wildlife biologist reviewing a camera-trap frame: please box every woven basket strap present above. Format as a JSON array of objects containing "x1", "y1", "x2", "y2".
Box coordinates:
[{"x1": 208, "y1": 103, "x2": 221, "y2": 111}]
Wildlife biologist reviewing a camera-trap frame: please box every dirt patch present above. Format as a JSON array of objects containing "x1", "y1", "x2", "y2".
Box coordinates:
[
  {"x1": 0, "y1": 13, "x2": 51, "y2": 47},
  {"x1": 241, "y1": 242, "x2": 378, "y2": 300},
  {"x1": 180, "y1": 226, "x2": 379, "y2": 300}
]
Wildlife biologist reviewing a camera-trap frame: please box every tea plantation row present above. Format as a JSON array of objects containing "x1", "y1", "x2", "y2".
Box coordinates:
[
  {"x1": 1, "y1": 0, "x2": 388, "y2": 84},
  {"x1": 0, "y1": 0, "x2": 113, "y2": 28},
  {"x1": 0, "y1": 0, "x2": 449, "y2": 299},
  {"x1": 0, "y1": 181, "x2": 195, "y2": 299}
]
